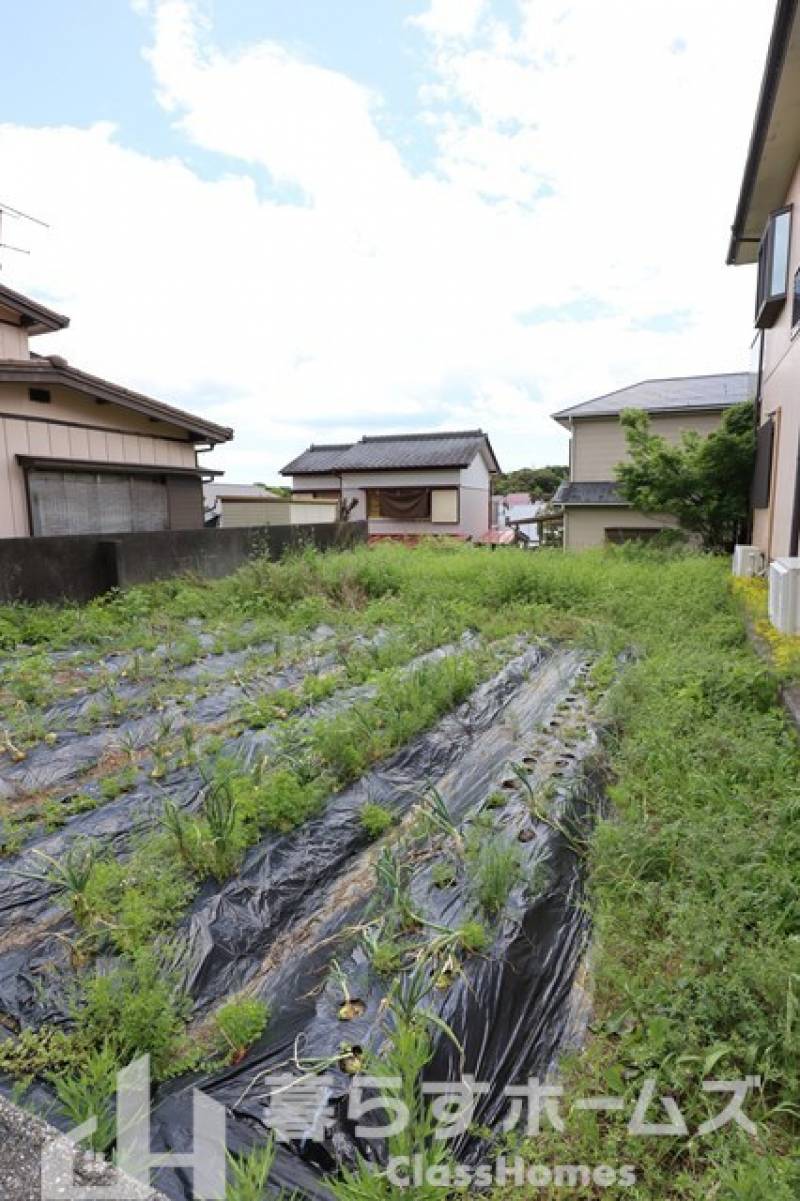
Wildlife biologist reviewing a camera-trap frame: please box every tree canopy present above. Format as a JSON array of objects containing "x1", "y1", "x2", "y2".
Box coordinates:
[
  {"x1": 615, "y1": 401, "x2": 755, "y2": 552},
  {"x1": 493, "y1": 464, "x2": 568, "y2": 500}
]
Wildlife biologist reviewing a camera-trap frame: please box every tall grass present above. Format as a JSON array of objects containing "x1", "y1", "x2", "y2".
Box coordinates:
[{"x1": 2, "y1": 542, "x2": 798, "y2": 1195}]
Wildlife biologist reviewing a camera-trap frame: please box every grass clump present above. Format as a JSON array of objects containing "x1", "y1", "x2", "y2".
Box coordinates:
[
  {"x1": 49, "y1": 1044, "x2": 119, "y2": 1152},
  {"x1": 214, "y1": 997, "x2": 270, "y2": 1062},
  {"x1": 98, "y1": 763, "x2": 138, "y2": 801},
  {"x1": 359, "y1": 802, "x2": 394, "y2": 840},
  {"x1": 468, "y1": 833, "x2": 523, "y2": 916},
  {"x1": 368, "y1": 937, "x2": 406, "y2": 976},
  {"x1": 225, "y1": 1139, "x2": 277, "y2": 1201},
  {"x1": 457, "y1": 919, "x2": 489, "y2": 954}
]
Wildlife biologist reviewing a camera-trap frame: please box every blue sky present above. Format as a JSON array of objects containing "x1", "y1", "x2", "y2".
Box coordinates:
[
  {"x1": 0, "y1": 2, "x2": 440, "y2": 183},
  {"x1": 0, "y1": 0, "x2": 775, "y2": 481}
]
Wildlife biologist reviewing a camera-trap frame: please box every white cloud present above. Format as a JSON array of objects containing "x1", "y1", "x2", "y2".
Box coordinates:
[
  {"x1": 410, "y1": 0, "x2": 488, "y2": 42},
  {"x1": 0, "y1": 0, "x2": 774, "y2": 481}
]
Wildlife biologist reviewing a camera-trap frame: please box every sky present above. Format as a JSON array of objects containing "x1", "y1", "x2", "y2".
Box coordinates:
[{"x1": 0, "y1": 0, "x2": 776, "y2": 482}]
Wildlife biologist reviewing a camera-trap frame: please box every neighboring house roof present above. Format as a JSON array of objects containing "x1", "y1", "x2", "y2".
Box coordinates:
[
  {"x1": 0, "y1": 282, "x2": 70, "y2": 335},
  {"x1": 0, "y1": 356, "x2": 233, "y2": 444},
  {"x1": 282, "y1": 430, "x2": 499, "y2": 475},
  {"x1": 281, "y1": 444, "x2": 353, "y2": 475},
  {"x1": 551, "y1": 372, "x2": 751, "y2": 426},
  {"x1": 553, "y1": 481, "x2": 626, "y2": 506},
  {"x1": 728, "y1": 0, "x2": 800, "y2": 265},
  {"x1": 204, "y1": 483, "x2": 280, "y2": 502},
  {"x1": 504, "y1": 491, "x2": 534, "y2": 506}
]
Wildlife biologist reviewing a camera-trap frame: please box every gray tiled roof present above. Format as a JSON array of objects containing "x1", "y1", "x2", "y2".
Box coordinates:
[
  {"x1": 553, "y1": 481, "x2": 626, "y2": 505},
  {"x1": 281, "y1": 444, "x2": 354, "y2": 474},
  {"x1": 282, "y1": 431, "x2": 498, "y2": 475},
  {"x1": 552, "y1": 372, "x2": 752, "y2": 423}
]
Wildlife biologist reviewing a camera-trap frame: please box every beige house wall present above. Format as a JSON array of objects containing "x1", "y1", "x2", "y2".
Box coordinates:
[
  {"x1": 571, "y1": 412, "x2": 724, "y2": 482},
  {"x1": 338, "y1": 458, "x2": 491, "y2": 539},
  {"x1": 753, "y1": 156, "x2": 800, "y2": 559},
  {"x1": 0, "y1": 381, "x2": 199, "y2": 538},
  {"x1": 219, "y1": 499, "x2": 337, "y2": 528},
  {"x1": 564, "y1": 506, "x2": 678, "y2": 550}
]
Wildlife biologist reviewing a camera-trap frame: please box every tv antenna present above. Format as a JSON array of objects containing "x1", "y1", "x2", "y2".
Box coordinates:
[{"x1": 0, "y1": 201, "x2": 49, "y2": 272}]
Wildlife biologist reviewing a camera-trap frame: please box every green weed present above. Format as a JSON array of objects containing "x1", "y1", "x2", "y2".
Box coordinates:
[
  {"x1": 359, "y1": 802, "x2": 395, "y2": 840},
  {"x1": 214, "y1": 997, "x2": 270, "y2": 1061}
]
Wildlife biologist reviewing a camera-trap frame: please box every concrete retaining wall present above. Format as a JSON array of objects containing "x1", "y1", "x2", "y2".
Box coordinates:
[{"x1": 0, "y1": 522, "x2": 367, "y2": 605}]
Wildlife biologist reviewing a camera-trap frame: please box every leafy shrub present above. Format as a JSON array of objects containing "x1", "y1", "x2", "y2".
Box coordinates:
[
  {"x1": 240, "y1": 689, "x2": 299, "y2": 727},
  {"x1": 99, "y1": 764, "x2": 138, "y2": 801},
  {"x1": 369, "y1": 939, "x2": 405, "y2": 976},
  {"x1": 78, "y1": 951, "x2": 187, "y2": 1077},
  {"x1": 214, "y1": 997, "x2": 270, "y2": 1060},
  {"x1": 359, "y1": 803, "x2": 394, "y2": 840},
  {"x1": 457, "y1": 920, "x2": 489, "y2": 954},
  {"x1": 82, "y1": 835, "x2": 193, "y2": 953},
  {"x1": 49, "y1": 1044, "x2": 119, "y2": 1151}
]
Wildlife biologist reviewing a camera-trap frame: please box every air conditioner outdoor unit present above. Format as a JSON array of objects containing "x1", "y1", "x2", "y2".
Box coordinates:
[
  {"x1": 732, "y1": 544, "x2": 765, "y2": 577},
  {"x1": 768, "y1": 558, "x2": 800, "y2": 634}
]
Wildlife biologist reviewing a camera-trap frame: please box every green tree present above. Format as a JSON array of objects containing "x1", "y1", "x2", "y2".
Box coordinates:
[
  {"x1": 615, "y1": 401, "x2": 755, "y2": 552},
  {"x1": 494, "y1": 464, "x2": 568, "y2": 500}
]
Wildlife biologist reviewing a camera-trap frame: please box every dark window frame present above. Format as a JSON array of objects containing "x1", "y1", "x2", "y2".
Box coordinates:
[
  {"x1": 751, "y1": 415, "x2": 775, "y2": 510},
  {"x1": 755, "y1": 204, "x2": 793, "y2": 329},
  {"x1": 792, "y1": 264, "x2": 800, "y2": 336}
]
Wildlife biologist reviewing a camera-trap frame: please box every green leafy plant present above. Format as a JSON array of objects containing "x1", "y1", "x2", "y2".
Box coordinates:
[
  {"x1": 457, "y1": 919, "x2": 489, "y2": 954},
  {"x1": 359, "y1": 802, "x2": 394, "y2": 840},
  {"x1": 225, "y1": 1138, "x2": 276, "y2": 1201},
  {"x1": 99, "y1": 763, "x2": 138, "y2": 801},
  {"x1": 469, "y1": 834, "x2": 523, "y2": 916},
  {"x1": 78, "y1": 950, "x2": 188, "y2": 1078},
  {"x1": 616, "y1": 401, "x2": 755, "y2": 552},
  {"x1": 49, "y1": 1043, "x2": 119, "y2": 1152},
  {"x1": 214, "y1": 997, "x2": 270, "y2": 1062}
]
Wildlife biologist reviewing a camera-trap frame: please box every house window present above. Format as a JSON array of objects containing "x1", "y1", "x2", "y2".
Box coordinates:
[
  {"x1": 755, "y1": 205, "x2": 792, "y2": 328},
  {"x1": 28, "y1": 388, "x2": 51, "y2": 404},
  {"x1": 365, "y1": 487, "x2": 458, "y2": 522}
]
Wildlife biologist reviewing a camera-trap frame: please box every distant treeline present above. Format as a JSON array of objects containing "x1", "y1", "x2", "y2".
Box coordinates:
[{"x1": 493, "y1": 464, "x2": 568, "y2": 500}]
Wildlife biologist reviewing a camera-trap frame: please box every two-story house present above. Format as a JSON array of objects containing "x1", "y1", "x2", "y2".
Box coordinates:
[
  {"x1": 0, "y1": 282, "x2": 232, "y2": 537},
  {"x1": 727, "y1": 0, "x2": 800, "y2": 561},
  {"x1": 552, "y1": 373, "x2": 751, "y2": 549},
  {"x1": 282, "y1": 430, "x2": 499, "y2": 541}
]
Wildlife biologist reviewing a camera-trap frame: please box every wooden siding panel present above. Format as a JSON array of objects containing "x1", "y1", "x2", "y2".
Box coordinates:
[
  {"x1": 48, "y1": 425, "x2": 71, "y2": 457},
  {"x1": 67, "y1": 425, "x2": 91, "y2": 459},
  {"x1": 26, "y1": 421, "x2": 51, "y2": 457},
  {"x1": 87, "y1": 429, "x2": 109, "y2": 462},
  {"x1": 106, "y1": 432, "x2": 125, "y2": 461},
  {"x1": 121, "y1": 434, "x2": 142, "y2": 464}
]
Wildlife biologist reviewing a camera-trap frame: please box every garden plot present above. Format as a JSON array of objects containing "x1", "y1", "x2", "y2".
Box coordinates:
[
  {"x1": 0, "y1": 566, "x2": 614, "y2": 1201},
  {"x1": 147, "y1": 645, "x2": 607, "y2": 1200}
]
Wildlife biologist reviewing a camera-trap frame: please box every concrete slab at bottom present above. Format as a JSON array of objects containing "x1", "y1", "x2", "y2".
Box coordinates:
[{"x1": 0, "y1": 1095, "x2": 168, "y2": 1201}]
